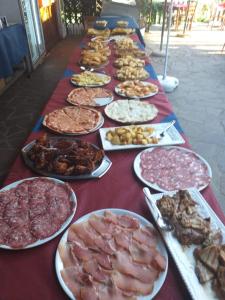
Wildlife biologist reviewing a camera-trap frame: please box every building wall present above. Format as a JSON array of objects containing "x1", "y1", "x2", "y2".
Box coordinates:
[{"x1": 0, "y1": 0, "x2": 22, "y2": 24}]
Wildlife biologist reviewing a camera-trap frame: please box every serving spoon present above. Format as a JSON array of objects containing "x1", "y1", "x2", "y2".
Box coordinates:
[{"x1": 143, "y1": 187, "x2": 174, "y2": 232}]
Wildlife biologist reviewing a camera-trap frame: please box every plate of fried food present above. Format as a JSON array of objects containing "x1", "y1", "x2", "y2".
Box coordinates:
[
  {"x1": 22, "y1": 134, "x2": 112, "y2": 179},
  {"x1": 117, "y1": 20, "x2": 129, "y2": 27},
  {"x1": 87, "y1": 28, "x2": 110, "y2": 38},
  {"x1": 114, "y1": 56, "x2": 145, "y2": 69},
  {"x1": 111, "y1": 27, "x2": 134, "y2": 35},
  {"x1": 71, "y1": 71, "x2": 111, "y2": 87},
  {"x1": 87, "y1": 39, "x2": 109, "y2": 51},
  {"x1": 105, "y1": 99, "x2": 158, "y2": 124},
  {"x1": 115, "y1": 37, "x2": 138, "y2": 50},
  {"x1": 99, "y1": 122, "x2": 184, "y2": 151},
  {"x1": 80, "y1": 48, "x2": 110, "y2": 69},
  {"x1": 115, "y1": 80, "x2": 158, "y2": 98},
  {"x1": 146, "y1": 189, "x2": 225, "y2": 300},
  {"x1": 67, "y1": 87, "x2": 113, "y2": 107},
  {"x1": 116, "y1": 66, "x2": 149, "y2": 81},
  {"x1": 43, "y1": 106, "x2": 104, "y2": 135},
  {"x1": 115, "y1": 48, "x2": 146, "y2": 58}
]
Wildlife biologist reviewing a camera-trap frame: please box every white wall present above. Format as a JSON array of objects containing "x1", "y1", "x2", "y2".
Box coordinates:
[{"x1": 0, "y1": 0, "x2": 22, "y2": 24}]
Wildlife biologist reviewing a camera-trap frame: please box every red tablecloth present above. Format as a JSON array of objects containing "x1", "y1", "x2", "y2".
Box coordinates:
[{"x1": 0, "y1": 34, "x2": 224, "y2": 300}]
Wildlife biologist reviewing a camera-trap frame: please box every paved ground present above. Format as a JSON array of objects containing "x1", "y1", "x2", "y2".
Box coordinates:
[
  {"x1": 0, "y1": 36, "x2": 82, "y2": 184},
  {"x1": 145, "y1": 23, "x2": 225, "y2": 213}
]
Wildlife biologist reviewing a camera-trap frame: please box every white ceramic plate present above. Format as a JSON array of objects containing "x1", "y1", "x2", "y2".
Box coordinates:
[
  {"x1": 145, "y1": 188, "x2": 225, "y2": 300},
  {"x1": 134, "y1": 146, "x2": 212, "y2": 192},
  {"x1": 99, "y1": 122, "x2": 185, "y2": 151},
  {"x1": 71, "y1": 72, "x2": 111, "y2": 87},
  {"x1": 55, "y1": 208, "x2": 168, "y2": 300},
  {"x1": 0, "y1": 177, "x2": 77, "y2": 250},
  {"x1": 105, "y1": 99, "x2": 158, "y2": 124},
  {"x1": 115, "y1": 81, "x2": 158, "y2": 99}
]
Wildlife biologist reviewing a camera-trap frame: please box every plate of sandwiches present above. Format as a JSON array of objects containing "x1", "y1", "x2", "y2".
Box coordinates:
[{"x1": 115, "y1": 80, "x2": 158, "y2": 99}]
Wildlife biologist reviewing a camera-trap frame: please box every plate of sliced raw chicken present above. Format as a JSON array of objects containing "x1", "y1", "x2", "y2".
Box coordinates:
[{"x1": 55, "y1": 208, "x2": 168, "y2": 300}]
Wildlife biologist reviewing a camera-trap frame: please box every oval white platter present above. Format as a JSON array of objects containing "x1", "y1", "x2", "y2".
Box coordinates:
[
  {"x1": 134, "y1": 146, "x2": 212, "y2": 192},
  {"x1": 0, "y1": 177, "x2": 77, "y2": 250},
  {"x1": 115, "y1": 81, "x2": 159, "y2": 99},
  {"x1": 55, "y1": 208, "x2": 168, "y2": 300},
  {"x1": 145, "y1": 188, "x2": 225, "y2": 300},
  {"x1": 71, "y1": 72, "x2": 111, "y2": 87}
]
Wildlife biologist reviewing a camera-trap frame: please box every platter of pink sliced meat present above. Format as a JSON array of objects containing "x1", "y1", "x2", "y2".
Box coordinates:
[
  {"x1": 134, "y1": 146, "x2": 212, "y2": 192},
  {"x1": 55, "y1": 209, "x2": 168, "y2": 300},
  {"x1": 0, "y1": 177, "x2": 77, "y2": 249}
]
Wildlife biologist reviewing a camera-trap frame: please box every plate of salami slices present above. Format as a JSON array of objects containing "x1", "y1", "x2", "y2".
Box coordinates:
[
  {"x1": 55, "y1": 208, "x2": 168, "y2": 300},
  {"x1": 0, "y1": 177, "x2": 77, "y2": 249},
  {"x1": 134, "y1": 146, "x2": 212, "y2": 192}
]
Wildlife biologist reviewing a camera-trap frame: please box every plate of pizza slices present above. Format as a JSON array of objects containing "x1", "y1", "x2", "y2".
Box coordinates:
[
  {"x1": 67, "y1": 87, "x2": 113, "y2": 107},
  {"x1": 43, "y1": 106, "x2": 104, "y2": 135}
]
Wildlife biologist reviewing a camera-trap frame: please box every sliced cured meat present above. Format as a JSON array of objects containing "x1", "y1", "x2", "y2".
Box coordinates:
[
  {"x1": 89, "y1": 214, "x2": 115, "y2": 239},
  {"x1": 31, "y1": 214, "x2": 59, "y2": 239},
  {"x1": 58, "y1": 243, "x2": 79, "y2": 268},
  {"x1": 4, "y1": 198, "x2": 29, "y2": 227},
  {"x1": 59, "y1": 212, "x2": 166, "y2": 299},
  {"x1": 152, "y1": 253, "x2": 167, "y2": 271},
  {"x1": 94, "y1": 235, "x2": 116, "y2": 255},
  {"x1": 112, "y1": 271, "x2": 153, "y2": 295},
  {"x1": 0, "y1": 178, "x2": 75, "y2": 248},
  {"x1": 104, "y1": 210, "x2": 118, "y2": 225},
  {"x1": 140, "y1": 147, "x2": 211, "y2": 191},
  {"x1": 5, "y1": 225, "x2": 36, "y2": 248},
  {"x1": 114, "y1": 229, "x2": 132, "y2": 251},
  {"x1": 48, "y1": 195, "x2": 72, "y2": 226},
  {"x1": 80, "y1": 285, "x2": 99, "y2": 300},
  {"x1": 83, "y1": 259, "x2": 110, "y2": 283},
  {"x1": 129, "y1": 240, "x2": 157, "y2": 265},
  {"x1": 93, "y1": 253, "x2": 112, "y2": 270},
  {"x1": 132, "y1": 227, "x2": 157, "y2": 248},
  {"x1": 98, "y1": 280, "x2": 136, "y2": 300},
  {"x1": 61, "y1": 267, "x2": 82, "y2": 298},
  {"x1": 0, "y1": 220, "x2": 10, "y2": 244},
  {"x1": 113, "y1": 250, "x2": 158, "y2": 284},
  {"x1": 117, "y1": 215, "x2": 140, "y2": 230},
  {"x1": 70, "y1": 241, "x2": 92, "y2": 262},
  {"x1": 69, "y1": 222, "x2": 99, "y2": 250}
]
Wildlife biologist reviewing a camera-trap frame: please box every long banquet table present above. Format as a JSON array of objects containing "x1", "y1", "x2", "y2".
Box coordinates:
[{"x1": 0, "y1": 29, "x2": 225, "y2": 300}]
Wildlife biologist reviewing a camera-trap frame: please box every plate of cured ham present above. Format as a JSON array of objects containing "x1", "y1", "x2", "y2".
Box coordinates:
[
  {"x1": 0, "y1": 177, "x2": 77, "y2": 249},
  {"x1": 55, "y1": 209, "x2": 168, "y2": 300},
  {"x1": 43, "y1": 106, "x2": 104, "y2": 135},
  {"x1": 67, "y1": 87, "x2": 114, "y2": 107},
  {"x1": 134, "y1": 146, "x2": 212, "y2": 192}
]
